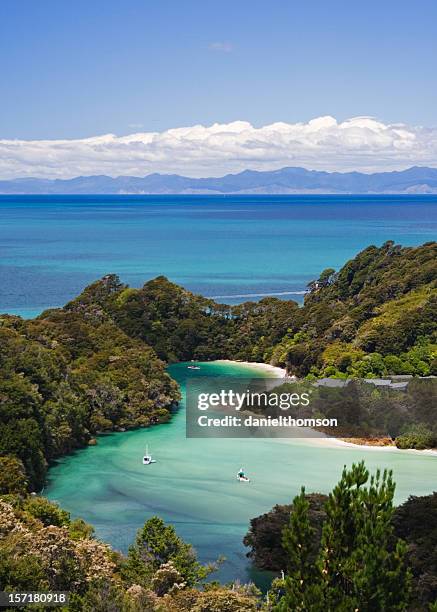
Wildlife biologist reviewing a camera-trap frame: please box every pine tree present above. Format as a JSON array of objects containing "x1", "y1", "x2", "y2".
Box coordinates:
[
  {"x1": 275, "y1": 487, "x2": 324, "y2": 611},
  {"x1": 276, "y1": 462, "x2": 411, "y2": 611}
]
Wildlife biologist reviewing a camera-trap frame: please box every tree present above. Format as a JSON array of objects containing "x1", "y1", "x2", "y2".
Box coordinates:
[
  {"x1": 243, "y1": 494, "x2": 327, "y2": 571},
  {"x1": 317, "y1": 268, "x2": 337, "y2": 287},
  {"x1": 168, "y1": 584, "x2": 261, "y2": 612},
  {"x1": 0, "y1": 456, "x2": 28, "y2": 494},
  {"x1": 0, "y1": 499, "x2": 114, "y2": 595},
  {"x1": 22, "y1": 496, "x2": 70, "y2": 527},
  {"x1": 275, "y1": 462, "x2": 411, "y2": 611},
  {"x1": 275, "y1": 488, "x2": 324, "y2": 611},
  {"x1": 151, "y1": 561, "x2": 185, "y2": 596},
  {"x1": 123, "y1": 516, "x2": 211, "y2": 588},
  {"x1": 392, "y1": 492, "x2": 437, "y2": 608},
  {"x1": 395, "y1": 423, "x2": 436, "y2": 450}
]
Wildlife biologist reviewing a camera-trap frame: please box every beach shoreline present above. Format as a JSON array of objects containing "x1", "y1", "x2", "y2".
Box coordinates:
[
  {"x1": 212, "y1": 360, "x2": 437, "y2": 457},
  {"x1": 212, "y1": 359, "x2": 287, "y2": 378},
  {"x1": 323, "y1": 436, "x2": 437, "y2": 456}
]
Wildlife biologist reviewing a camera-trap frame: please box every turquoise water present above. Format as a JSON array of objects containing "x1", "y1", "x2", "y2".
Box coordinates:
[
  {"x1": 5, "y1": 196, "x2": 437, "y2": 582},
  {"x1": 46, "y1": 361, "x2": 437, "y2": 584},
  {"x1": 1, "y1": 195, "x2": 437, "y2": 316}
]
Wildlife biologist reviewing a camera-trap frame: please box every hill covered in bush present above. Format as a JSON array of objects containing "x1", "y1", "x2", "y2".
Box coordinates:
[
  {"x1": 270, "y1": 240, "x2": 436, "y2": 377},
  {"x1": 0, "y1": 302, "x2": 179, "y2": 491},
  {"x1": 65, "y1": 273, "x2": 300, "y2": 363},
  {"x1": 1, "y1": 240, "x2": 435, "y2": 493},
  {"x1": 66, "y1": 240, "x2": 436, "y2": 377}
]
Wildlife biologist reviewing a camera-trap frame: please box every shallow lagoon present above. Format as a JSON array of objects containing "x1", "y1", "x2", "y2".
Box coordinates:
[{"x1": 45, "y1": 361, "x2": 437, "y2": 584}]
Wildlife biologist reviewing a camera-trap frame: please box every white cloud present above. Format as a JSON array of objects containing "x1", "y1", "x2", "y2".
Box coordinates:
[
  {"x1": 0, "y1": 116, "x2": 436, "y2": 179},
  {"x1": 208, "y1": 41, "x2": 233, "y2": 53}
]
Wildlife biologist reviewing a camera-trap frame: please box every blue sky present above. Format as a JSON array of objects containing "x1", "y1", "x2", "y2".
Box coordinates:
[{"x1": 1, "y1": 0, "x2": 436, "y2": 140}]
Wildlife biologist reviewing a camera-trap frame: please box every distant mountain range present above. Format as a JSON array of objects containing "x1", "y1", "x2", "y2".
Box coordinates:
[{"x1": 1, "y1": 166, "x2": 437, "y2": 194}]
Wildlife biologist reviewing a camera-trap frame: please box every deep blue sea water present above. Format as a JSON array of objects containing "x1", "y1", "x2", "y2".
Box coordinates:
[{"x1": 1, "y1": 194, "x2": 436, "y2": 317}]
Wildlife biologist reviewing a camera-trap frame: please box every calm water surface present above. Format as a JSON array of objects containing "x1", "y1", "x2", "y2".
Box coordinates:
[
  {"x1": 46, "y1": 361, "x2": 437, "y2": 585},
  {"x1": 1, "y1": 195, "x2": 436, "y2": 316}
]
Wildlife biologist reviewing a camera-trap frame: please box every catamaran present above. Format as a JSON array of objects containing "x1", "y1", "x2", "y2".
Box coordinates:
[{"x1": 143, "y1": 445, "x2": 156, "y2": 465}]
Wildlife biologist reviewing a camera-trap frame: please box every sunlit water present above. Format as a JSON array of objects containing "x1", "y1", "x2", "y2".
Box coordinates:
[
  {"x1": 45, "y1": 361, "x2": 437, "y2": 584},
  {"x1": 1, "y1": 194, "x2": 436, "y2": 316}
]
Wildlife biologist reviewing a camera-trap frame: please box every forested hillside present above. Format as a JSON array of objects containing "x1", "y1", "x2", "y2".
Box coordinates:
[
  {"x1": 274, "y1": 240, "x2": 436, "y2": 377},
  {"x1": 0, "y1": 304, "x2": 179, "y2": 491},
  {"x1": 1, "y1": 241, "x2": 435, "y2": 493},
  {"x1": 0, "y1": 496, "x2": 261, "y2": 610},
  {"x1": 66, "y1": 240, "x2": 436, "y2": 377},
  {"x1": 65, "y1": 274, "x2": 300, "y2": 363},
  {"x1": 0, "y1": 241, "x2": 436, "y2": 611}
]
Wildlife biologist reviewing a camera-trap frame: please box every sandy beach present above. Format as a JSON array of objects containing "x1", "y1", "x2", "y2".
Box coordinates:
[
  {"x1": 287, "y1": 421, "x2": 437, "y2": 457},
  {"x1": 213, "y1": 360, "x2": 437, "y2": 457},
  {"x1": 322, "y1": 436, "x2": 437, "y2": 456},
  {"x1": 213, "y1": 359, "x2": 287, "y2": 378}
]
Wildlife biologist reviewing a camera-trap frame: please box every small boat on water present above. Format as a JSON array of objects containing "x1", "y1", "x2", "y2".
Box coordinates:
[
  {"x1": 187, "y1": 365, "x2": 201, "y2": 370},
  {"x1": 237, "y1": 467, "x2": 250, "y2": 482},
  {"x1": 143, "y1": 445, "x2": 156, "y2": 465}
]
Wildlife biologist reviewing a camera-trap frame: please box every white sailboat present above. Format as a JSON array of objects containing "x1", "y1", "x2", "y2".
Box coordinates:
[
  {"x1": 143, "y1": 445, "x2": 156, "y2": 465},
  {"x1": 237, "y1": 467, "x2": 250, "y2": 482}
]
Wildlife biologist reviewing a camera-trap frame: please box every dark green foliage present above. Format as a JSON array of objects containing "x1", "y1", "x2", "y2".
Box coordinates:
[
  {"x1": 275, "y1": 462, "x2": 411, "y2": 611},
  {"x1": 123, "y1": 516, "x2": 211, "y2": 588},
  {"x1": 247, "y1": 487, "x2": 437, "y2": 609},
  {"x1": 1, "y1": 242, "x2": 435, "y2": 491},
  {"x1": 22, "y1": 495, "x2": 70, "y2": 527},
  {"x1": 277, "y1": 488, "x2": 323, "y2": 610},
  {"x1": 0, "y1": 242, "x2": 435, "y2": 607},
  {"x1": 0, "y1": 496, "x2": 98, "y2": 594},
  {"x1": 106, "y1": 276, "x2": 233, "y2": 362},
  {"x1": 395, "y1": 423, "x2": 437, "y2": 450},
  {"x1": 244, "y1": 504, "x2": 292, "y2": 572},
  {"x1": 243, "y1": 494, "x2": 327, "y2": 571},
  {"x1": 14, "y1": 241, "x2": 432, "y2": 390},
  {"x1": 0, "y1": 289, "x2": 180, "y2": 491},
  {"x1": 0, "y1": 242, "x2": 433, "y2": 612},
  {"x1": 48, "y1": 243, "x2": 437, "y2": 378},
  {"x1": 0, "y1": 456, "x2": 28, "y2": 495},
  {"x1": 68, "y1": 518, "x2": 95, "y2": 540},
  {"x1": 77, "y1": 275, "x2": 300, "y2": 363},
  {"x1": 1, "y1": 497, "x2": 260, "y2": 610},
  {"x1": 279, "y1": 241, "x2": 437, "y2": 377},
  {"x1": 0, "y1": 551, "x2": 47, "y2": 593},
  {"x1": 392, "y1": 492, "x2": 437, "y2": 609},
  {"x1": 227, "y1": 297, "x2": 300, "y2": 362},
  {"x1": 67, "y1": 583, "x2": 126, "y2": 612}
]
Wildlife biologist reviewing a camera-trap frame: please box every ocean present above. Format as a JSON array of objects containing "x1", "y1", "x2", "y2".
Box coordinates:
[{"x1": 1, "y1": 194, "x2": 436, "y2": 317}]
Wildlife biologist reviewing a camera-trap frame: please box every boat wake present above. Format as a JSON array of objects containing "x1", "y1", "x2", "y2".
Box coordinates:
[{"x1": 208, "y1": 290, "x2": 308, "y2": 299}]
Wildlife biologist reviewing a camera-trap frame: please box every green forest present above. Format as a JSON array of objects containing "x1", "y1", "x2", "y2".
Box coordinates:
[
  {"x1": 65, "y1": 239, "x2": 437, "y2": 376},
  {"x1": 2, "y1": 240, "x2": 435, "y2": 493},
  {"x1": 0, "y1": 240, "x2": 436, "y2": 610},
  {"x1": 0, "y1": 301, "x2": 180, "y2": 492}
]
